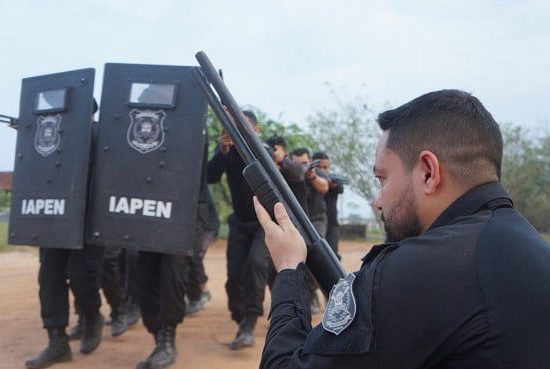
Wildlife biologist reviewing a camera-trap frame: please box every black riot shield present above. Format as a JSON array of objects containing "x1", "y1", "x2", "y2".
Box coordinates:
[
  {"x1": 86, "y1": 63, "x2": 207, "y2": 255},
  {"x1": 8, "y1": 68, "x2": 95, "y2": 249}
]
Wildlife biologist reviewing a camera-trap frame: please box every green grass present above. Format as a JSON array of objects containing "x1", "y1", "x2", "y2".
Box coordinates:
[
  {"x1": 543, "y1": 233, "x2": 550, "y2": 242},
  {"x1": 0, "y1": 223, "x2": 8, "y2": 252}
]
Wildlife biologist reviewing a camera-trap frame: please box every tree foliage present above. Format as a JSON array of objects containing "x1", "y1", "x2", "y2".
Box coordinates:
[
  {"x1": 307, "y1": 88, "x2": 382, "y2": 228},
  {"x1": 0, "y1": 191, "x2": 10, "y2": 211},
  {"x1": 500, "y1": 124, "x2": 550, "y2": 232}
]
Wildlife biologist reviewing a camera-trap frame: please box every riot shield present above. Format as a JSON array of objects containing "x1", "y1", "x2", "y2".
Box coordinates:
[
  {"x1": 86, "y1": 63, "x2": 207, "y2": 255},
  {"x1": 9, "y1": 68, "x2": 95, "y2": 249}
]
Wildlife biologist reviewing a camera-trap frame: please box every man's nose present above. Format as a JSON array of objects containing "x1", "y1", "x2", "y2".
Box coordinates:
[{"x1": 374, "y1": 193, "x2": 382, "y2": 211}]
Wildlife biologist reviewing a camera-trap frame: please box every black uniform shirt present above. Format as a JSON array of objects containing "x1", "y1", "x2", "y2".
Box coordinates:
[
  {"x1": 261, "y1": 181, "x2": 550, "y2": 369},
  {"x1": 207, "y1": 146, "x2": 305, "y2": 223},
  {"x1": 304, "y1": 169, "x2": 328, "y2": 222},
  {"x1": 207, "y1": 146, "x2": 255, "y2": 221}
]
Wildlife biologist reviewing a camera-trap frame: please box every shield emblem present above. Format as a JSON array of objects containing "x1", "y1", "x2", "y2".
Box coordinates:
[
  {"x1": 322, "y1": 272, "x2": 357, "y2": 335},
  {"x1": 34, "y1": 114, "x2": 62, "y2": 157},
  {"x1": 127, "y1": 109, "x2": 166, "y2": 154}
]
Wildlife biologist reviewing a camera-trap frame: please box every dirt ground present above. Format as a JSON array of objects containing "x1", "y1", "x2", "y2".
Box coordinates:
[{"x1": 0, "y1": 240, "x2": 372, "y2": 369}]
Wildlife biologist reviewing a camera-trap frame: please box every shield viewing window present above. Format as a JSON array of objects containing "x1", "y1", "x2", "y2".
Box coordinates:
[
  {"x1": 128, "y1": 82, "x2": 177, "y2": 108},
  {"x1": 34, "y1": 88, "x2": 68, "y2": 114}
]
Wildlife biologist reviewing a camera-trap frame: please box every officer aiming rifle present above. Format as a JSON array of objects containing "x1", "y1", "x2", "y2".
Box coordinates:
[{"x1": 192, "y1": 51, "x2": 347, "y2": 297}]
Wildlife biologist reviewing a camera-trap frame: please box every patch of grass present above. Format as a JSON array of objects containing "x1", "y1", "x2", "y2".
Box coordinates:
[
  {"x1": 0, "y1": 223, "x2": 8, "y2": 252},
  {"x1": 543, "y1": 233, "x2": 550, "y2": 242}
]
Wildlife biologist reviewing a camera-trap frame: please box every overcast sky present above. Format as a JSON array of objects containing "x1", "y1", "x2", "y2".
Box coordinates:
[{"x1": 1, "y1": 0, "x2": 548, "y2": 216}]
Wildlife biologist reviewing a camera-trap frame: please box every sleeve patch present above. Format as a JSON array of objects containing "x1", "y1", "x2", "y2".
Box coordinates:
[{"x1": 322, "y1": 272, "x2": 357, "y2": 335}]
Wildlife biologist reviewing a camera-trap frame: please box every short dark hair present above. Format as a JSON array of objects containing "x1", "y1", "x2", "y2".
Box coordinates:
[
  {"x1": 312, "y1": 151, "x2": 329, "y2": 161},
  {"x1": 242, "y1": 110, "x2": 257, "y2": 125},
  {"x1": 265, "y1": 135, "x2": 287, "y2": 149},
  {"x1": 377, "y1": 89, "x2": 503, "y2": 183},
  {"x1": 291, "y1": 147, "x2": 310, "y2": 158}
]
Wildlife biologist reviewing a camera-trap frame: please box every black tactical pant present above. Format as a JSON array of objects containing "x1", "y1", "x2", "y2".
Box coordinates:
[
  {"x1": 119, "y1": 248, "x2": 140, "y2": 304},
  {"x1": 185, "y1": 228, "x2": 213, "y2": 301},
  {"x1": 226, "y1": 214, "x2": 269, "y2": 323},
  {"x1": 39, "y1": 245, "x2": 104, "y2": 329},
  {"x1": 325, "y1": 222, "x2": 341, "y2": 259},
  {"x1": 138, "y1": 251, "x2": 187, "y2": 334},
  {"x1": 101, "y1": 247, "x2": 125, "y2": 317},
  {"x1": 184, "y1": 253, "x2": 208, "y2": 301}
]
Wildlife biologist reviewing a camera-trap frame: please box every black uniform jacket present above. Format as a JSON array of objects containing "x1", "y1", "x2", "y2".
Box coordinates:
[
  {"x1": 261, "y1": 182, "x2": 550, "y2": 369},
  {"x1": 207, "y1": 146, "x2": 304, "y2": 222}
]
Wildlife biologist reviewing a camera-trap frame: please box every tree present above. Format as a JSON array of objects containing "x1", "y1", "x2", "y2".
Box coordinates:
[
  {"x1": 307, "y1": 87, "x2": 382, "y2": 228},
  {"x1": 500, "y1": 124, "x2": 550, "y2": 232},
  {"x1": 0, "y1": 191, "x2": 10, "y2": 211}
]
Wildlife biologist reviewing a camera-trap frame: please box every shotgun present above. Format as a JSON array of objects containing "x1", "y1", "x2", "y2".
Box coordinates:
[{"x1": 192, "y1": 51, "x2": 346, "y2": 296}]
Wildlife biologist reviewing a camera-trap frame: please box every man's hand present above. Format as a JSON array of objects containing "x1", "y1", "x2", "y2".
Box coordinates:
[
  {"x1": 219, "y1": 134, "x2": 233, "y2": 155},
  {"x1": 305, "y1": 168, "x2": 316, "y2": 181},
  {"x1": 253, "y1": 197, "x2": 307, "y2": 272}
]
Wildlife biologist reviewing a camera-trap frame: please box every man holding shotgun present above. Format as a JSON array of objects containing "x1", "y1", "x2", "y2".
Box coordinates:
[{"x1": 254, "y1": 90, "x2": 550, "y2": 369}]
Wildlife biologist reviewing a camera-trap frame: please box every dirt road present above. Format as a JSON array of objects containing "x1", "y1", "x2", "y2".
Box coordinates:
[{"x1": 0, "y1": 240, "x2": 371, "y2": 369}]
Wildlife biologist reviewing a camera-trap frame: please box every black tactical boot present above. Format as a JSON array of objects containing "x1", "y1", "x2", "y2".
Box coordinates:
[
  {"x1": 80, "y1": 312, "x2": 104, "y2": 354},
  {"x1": 68, "y1": 314, "x2": 85, "y2": 341},
  {"x1": 110, "y1": 307, "x2": 129, "y2": 337},
  {"x1": 186, "y1": 290, "x2": 212, "y2": 315},
  {"x1": 25, "y1": 327, "x2": 72, "y2": 369},
  {"x1": 126, "y1": 297, "x2": 141, "y2": 326},
  {"x1": 228, "y1": 316, "x2": 256, "y2": 350},
  {"x1": 136, "y1": 325, "x2": 177, "y2": 369}
]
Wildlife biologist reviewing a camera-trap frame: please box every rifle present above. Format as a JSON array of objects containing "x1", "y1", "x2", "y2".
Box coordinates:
[
  {"x1": 306, "y1": 160, "x2": 321, "y2": 171},
  {"x1": 192, "y1": 51, "x2": 347, "y2": 296},
  {"x1": 0, "y1": 114, "x2": 18, "y2": 129},
  {"x1": 330, "y1": 173, "x2": 350, "y2": 186}
]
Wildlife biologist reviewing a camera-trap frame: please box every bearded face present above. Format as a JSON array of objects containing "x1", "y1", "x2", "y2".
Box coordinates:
[{"x1": 380, "y1": 179, "x2": 422, "y2": 243}]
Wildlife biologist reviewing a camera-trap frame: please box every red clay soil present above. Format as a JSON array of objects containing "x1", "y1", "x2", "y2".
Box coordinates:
[{"x1": 0, "y1": 240, "x2": 372, "y2": 369}]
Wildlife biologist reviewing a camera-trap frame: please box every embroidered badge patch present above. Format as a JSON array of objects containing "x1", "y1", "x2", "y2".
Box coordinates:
[
  {"x1": 127, "y1": 109, "x2": 166, "y2": 154},
  {"x1": 34, "y1": 114, "x2": 62, "y2": 157},
  {"x1": 322, "y1": 272, "x2": 357, "y2": 335}
]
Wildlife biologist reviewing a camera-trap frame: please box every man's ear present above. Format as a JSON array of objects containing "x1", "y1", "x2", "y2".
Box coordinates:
[{"x1": 417, "y1": 150, "x2": 441, "y2": 195}]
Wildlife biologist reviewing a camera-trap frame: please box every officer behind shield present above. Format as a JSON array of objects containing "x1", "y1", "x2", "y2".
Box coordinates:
[
  {"x1": 254, "y1": 89, "x2": 550, "y2": 369},
  {"x1": 26, "y1": 100, "x2": 105, "y2": 369},
  {"x1": 132, "y1": 85, "x2": 208, "y2": 369}
]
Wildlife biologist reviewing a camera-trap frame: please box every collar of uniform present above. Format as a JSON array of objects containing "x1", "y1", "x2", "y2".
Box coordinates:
[
  {"x1": 427, "y1": 181, "x2": 512, "y2": 231},
  {"x1": 361, "y1": 242, "x2": 400, "y2": 265}
]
